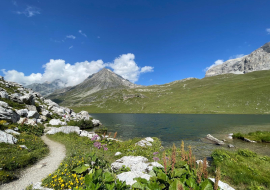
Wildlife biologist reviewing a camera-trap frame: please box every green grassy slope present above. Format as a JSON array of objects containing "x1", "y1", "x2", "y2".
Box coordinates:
[{"x1": 52, "y1": 70, "x2": 270, "y2": 114}]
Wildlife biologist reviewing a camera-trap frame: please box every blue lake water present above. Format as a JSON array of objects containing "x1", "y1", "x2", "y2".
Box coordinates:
[{"x1": 90, "y1": 114, "x2": 270, "y2": 158}]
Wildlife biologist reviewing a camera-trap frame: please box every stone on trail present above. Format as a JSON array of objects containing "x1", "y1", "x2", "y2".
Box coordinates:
[{"x1": 0, "y1": 130, "x2": 18, "y2": 144}]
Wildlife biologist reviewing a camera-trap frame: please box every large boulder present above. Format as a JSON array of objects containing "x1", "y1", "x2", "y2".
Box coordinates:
[
  {"x1": 46, "y1": 126, "x2": 81, "y2": 135},
  {"x1": 10, "y1": 93, "x2": 23, "y2": 103},
  {"x1": 27, "y1": 111, "x2": 40, "y2": 119},
  {"x1": 111, "y1": 156, "x2": 163, "y2": 186},
  {"x1": 0, "y1": 130, "x2": 18, "y2": 144},
  {"x1": 49, "y1": 119, "x2": 67, "y2": 126},
  {"x1": 0, "y1": 106, "x2": 20, "y2": 123},
  {"x1": 19, "y1": 94, "x2": 35, "y2": 105},
  {"x1": 16, "y1": 109, "x2": 29, "y2": 117}
]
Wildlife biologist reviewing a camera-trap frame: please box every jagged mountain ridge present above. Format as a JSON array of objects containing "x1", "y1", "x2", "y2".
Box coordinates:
[
  {"x1": 25, "y1": 79, "x2": 67, "y2": 97},
  {"x1": 48, "y1": 68, "x2": 141, "y2": 101},
  {"x1": 205, "y1": 42, "x2": 270, "y2": 77}
]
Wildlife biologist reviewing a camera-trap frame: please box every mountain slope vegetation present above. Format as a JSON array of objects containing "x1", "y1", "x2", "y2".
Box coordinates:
[{"x1": 50, "y1": 70, "x2": 270, "y2": 114}]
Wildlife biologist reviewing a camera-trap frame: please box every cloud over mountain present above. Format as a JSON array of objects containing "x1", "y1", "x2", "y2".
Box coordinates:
[{"x1": 1, "y1": 54, "x2": 154, "y2": 86}]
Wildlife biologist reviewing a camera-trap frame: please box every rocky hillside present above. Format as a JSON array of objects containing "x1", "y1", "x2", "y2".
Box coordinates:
[
  {"x1": 25, "y1": 79, "x2": 67, "y2": 97},
  {"x1": 0, "y1": 75, "x2": 101, "y2": 143},
  {"x1": 47, "y1": 68, "x2": 141, "y2": 103},
  {"x1": 205, "y1": 41, "x2": 270, "y2": 77}
]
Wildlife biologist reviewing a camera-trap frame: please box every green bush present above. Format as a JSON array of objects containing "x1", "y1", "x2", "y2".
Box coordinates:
[
  {"x1": 94, "y1": 127, "x2": 108, "y2": 135},
  {"x1": 18, "y1": 124, "x2": 44, "y2": 137},
  {"x1": 67, "y1": 119, "x2": 94, "y2": 130}
]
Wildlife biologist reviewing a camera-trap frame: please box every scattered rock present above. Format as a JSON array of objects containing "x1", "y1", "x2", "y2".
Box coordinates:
[
  {"x1": 26, "y1": 105, "x2": 37, "y2": 112},
  {"x1": 209, "y1": 178, "x2": 235, "y2": 190},
  {"x1": 16, "y1": 109, "x2": 29, "y2": 117},
  {"x1": 196, "y1": 160, "x2": 209, "y2": 167},
  {"x1": 46, "y1": 126, "x2": 80, "y2": 135},
  {"x1": 36, "y1": 162, "x2": 47, "y2": 169},
  {"x1": 19, "y1": 145, "x2": 28, "y2": 149},
  {"x1": 40, "y1": 115, "x2": 47, "y2": 121},
  {"x1": 228, "y1": 144, "x2": 235, "y2": 148},
  {"x1": 0, "y1": 130, "x2": 18, "y2": 144},
  {"x1": 135, "y1": 137, "x2": 154, "y2": 147},
  {"x1": 244, "y1": 138, "x2": 256, "y2": 143},
  {"x1": 206, "y1": 134, "x2": 225, "y2": 145},
  {"x1": 41, "y1": 110, "x2": 52, "y2": 117},
  {"x1": 115, "y1": 152, "x2": 122, "y2": 156},
  {"x1": 228, "y1": 133, "x2": 233, "y2": 139},
  {"x1": 27, "y1": 111, "x2": 40, "y2": 119},
  {"x1": 0, "y1": 101, "x2": 8, "y2": 108},
  {"x1": 49, "y1": 119, "x2": 67, "y2": 126},
  {"x1": 5, "y1": 129, "x2": 20, "y2": 135},
  {"x1": 0, "y1": 106, "x2": 20, "y2": 123}
]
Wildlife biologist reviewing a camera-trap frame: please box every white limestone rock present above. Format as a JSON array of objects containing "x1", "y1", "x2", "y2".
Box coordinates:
[
  {"x1": 135, "y1": 139, "x2": 152, "y2": 147},
  {"x1": 0, "y1": 90, "x2": 9, "y2": 99},
  {"x1": 46, "y1": 126, "x2": 81, "y2": 135},
  {"x1": 41, "y1": 110, "x2": 52, "y2": 117},
  {"x1": 49, "y1": 119, "x2": 67, "y2": 126},
  {"x1": 206, "y1": 134, "x2": 225, "y2": 145},
  {"x1": 16, "y1": 109, "x2": 29, "y2": 117},
  {"x1": 0, "y1": 101, "x2": 8, "y2": 108},
  {"x1": 27, "y1": 111, "x2": 40, "y2": 119},
  {"x1": 26, "y1": 105, "x2": 37, "y2": 112},
  {"x1": 19, "y1": 94, "x2": 35, "y2": 105},
  {"x1": 92, "y1": 119, "x2": 102, "y2": 126},
  {"x1": 209, "y1": 178, "x2": 235, "y2": 190},
  {"x1": 19, "y1": 145, "x2": 28, "y2": 149},
  {"x1": 117, "y1": 171, "x2": 151, "y2": 186},
  {"x1": 0, "y1": 130, "x2": 18, "y2": 144},
  {"x1": 5, "y1": 129, "x2": 20, "y2": 135},
  {"x1": 115, "y1": 152, "x2": 122, "y2": 156}
]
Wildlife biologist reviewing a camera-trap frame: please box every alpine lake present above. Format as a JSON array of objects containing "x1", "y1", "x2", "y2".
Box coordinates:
[{"x1": 89, "y1": 114, "x2": 270, "y2": 159}]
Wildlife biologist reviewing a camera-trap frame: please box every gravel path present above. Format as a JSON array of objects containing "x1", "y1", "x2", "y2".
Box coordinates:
[{"x1": 0, "y1": 135, "x2": 66, "y2": 190}]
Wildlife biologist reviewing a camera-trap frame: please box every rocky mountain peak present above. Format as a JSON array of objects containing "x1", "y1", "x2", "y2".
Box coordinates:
[{"x1": 205, "y1": 41, "x2": 270, "y2": 77}]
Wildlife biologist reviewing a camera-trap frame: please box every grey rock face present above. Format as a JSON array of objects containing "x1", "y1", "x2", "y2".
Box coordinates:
[
  {"x1": 0, "y1": 106, "x2": 20, "y2": 123},
  {"x1": 0, "y1": 130, "x2": 18, "y2": 144},
  {"x1": 26, "y1": 79, "x2": 67, "y2": 97},
  {"x1": 26, "y1": 105, "x2": 37, "y2": 112},
  {"x1": 206, "y1": 42, "x2": 270, "y2": 77},
  {"x1": 10, "y1": 93, "x2": 23, "y2": 103},
  {"x1": 0, "y1": 101, "x2": 8, "y2": 108}
]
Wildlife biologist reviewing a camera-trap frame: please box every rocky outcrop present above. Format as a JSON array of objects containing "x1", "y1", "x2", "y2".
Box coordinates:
[
  {"x1": 0, "y1": 106, "x2": 20, "y2": 123},
  {"x1": 111, "y1": 156, "x2": 163, "y2": 185},
  {"x1": 0, "y1": 130, "x2": 18, "y2": 144},
  {"x1": 206, "y1": 42, "x2": 270, "y2": 77},
  {"x1": 49, "y1": 119, "x2": 67, "y2": 126}
]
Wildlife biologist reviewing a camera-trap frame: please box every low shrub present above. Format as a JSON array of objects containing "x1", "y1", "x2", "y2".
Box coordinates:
[
  {"x1": 67, "y1": 119, "x2": 94, "y2": 130},
  {"x1": 18, "y1": 124, "x2": 44, "y2": 137}
]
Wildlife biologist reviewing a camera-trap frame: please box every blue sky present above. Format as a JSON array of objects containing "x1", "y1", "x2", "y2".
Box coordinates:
[{"x1": 0, "y1": 0, "x2": 270, "y2": 86}]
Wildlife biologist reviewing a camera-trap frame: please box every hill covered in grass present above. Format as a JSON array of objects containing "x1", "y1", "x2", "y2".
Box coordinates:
[{"x1": 50, "y1": 70, "x2": 270, "y2": 114}]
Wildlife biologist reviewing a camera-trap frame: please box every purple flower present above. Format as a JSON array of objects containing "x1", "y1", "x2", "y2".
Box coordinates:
[
  {"x1": 91, "y1": 135, "x2": 99, "y2": 141},
  {"x1": 153, "y1": 152, "x2": 159, "y2": 155},
  {"x1": 153, "y1": 157, "x2": 160, "y2": 162},
  {"x1": 103, "y1": 144, "x2": 108, "y2": 151},
  {"x1": 94, "y1": 142, "x2": 102, "y2": 149}
]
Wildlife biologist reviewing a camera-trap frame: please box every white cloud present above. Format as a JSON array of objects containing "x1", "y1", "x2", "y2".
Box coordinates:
[
  {"x1": 204, "y1": 59, "x2": 224, "y2": 72},
  {"x1": 16, "y1": 6, "x2": 40, "y2": 17},
  {"x1": 109, "y1": 53, "x2": 154, "y2": 83},
  {"x1": 66, "y1": 35, "x2": 76, "y2": 39},
  {"x1": 1, "y1": 54, "x2": 154, "y2": 86},
  {"x1": 266, "y1": 28, "x2": 270, "y2": 34},
  {"x1": 141, "y1": 66, "x2": 154, "y2": 73},
  {"x1": 69, "y1": 46, "x2": 73, "y2": 49},
  {"x1": 229, "y1": 54, "x2": 245, "y2": 59},
  {"x1": 79, "y1": 30, "x2": 87, "y2": 37}
]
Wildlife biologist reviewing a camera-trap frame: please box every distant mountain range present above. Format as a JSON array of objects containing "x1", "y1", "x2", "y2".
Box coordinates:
[
  {"x1": 47, "y1": 68, "x2": 141, "y2": 104},
  {"x1": 205, "y1": 42, "x2": 270, "y2": 77},
  {"x1": 25, "y1": 79, "x2": 67, "y2": 97}
]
